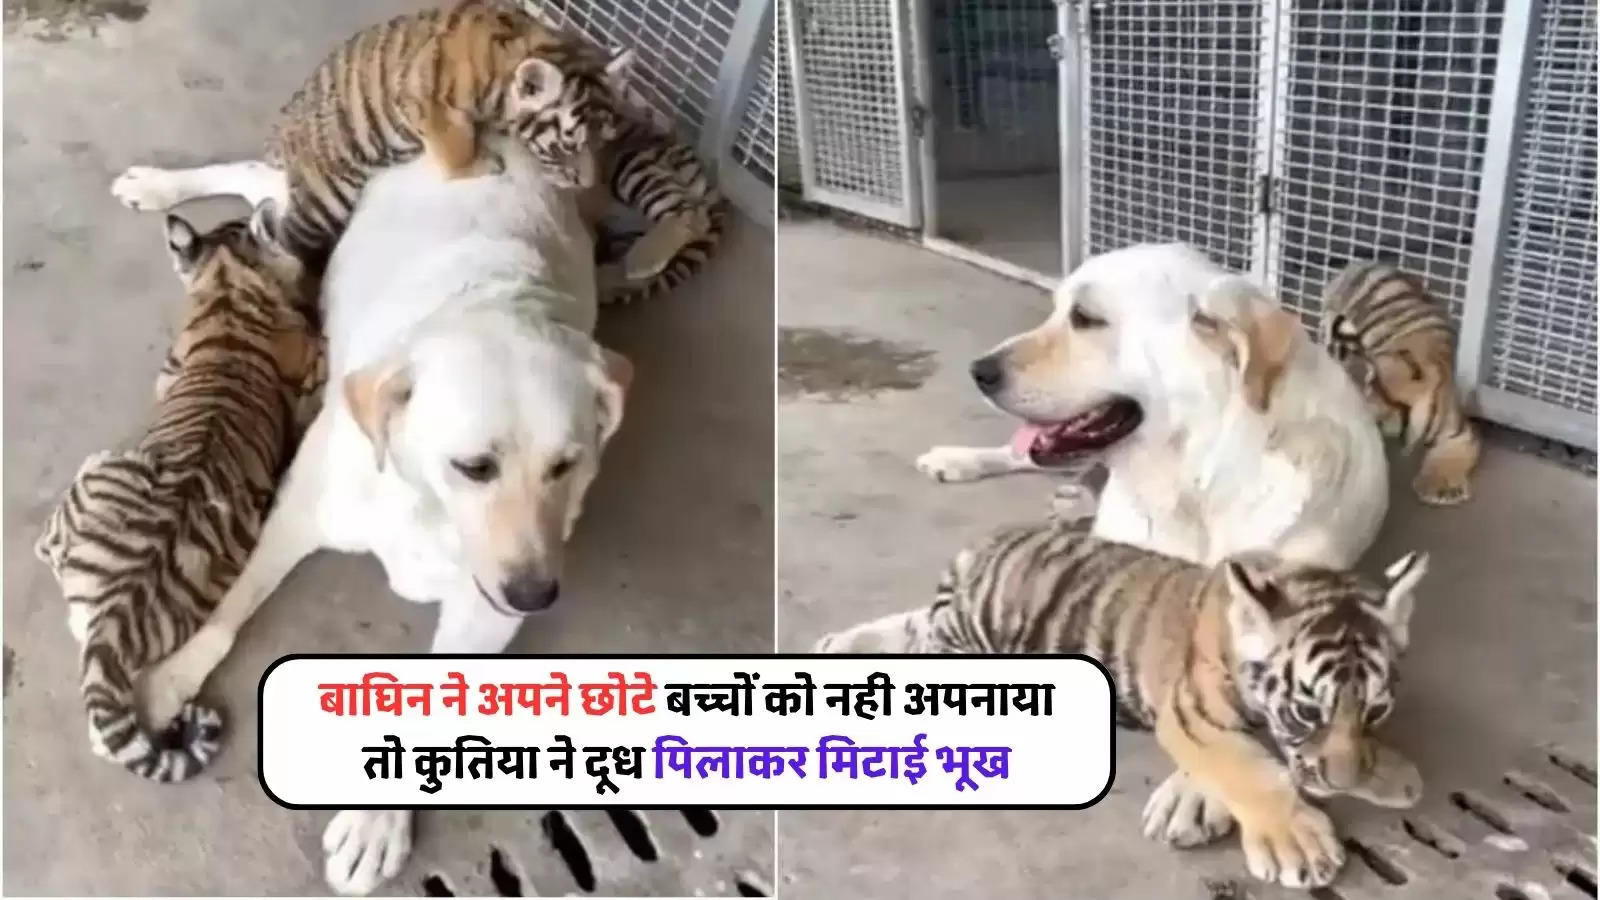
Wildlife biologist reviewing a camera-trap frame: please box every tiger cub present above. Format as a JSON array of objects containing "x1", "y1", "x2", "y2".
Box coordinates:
[
  {"x1": 262, "y1": 0, "x2": 623, "y2": 268},
  {"x1": 34, "y1": 206, "x2": 324, "y2": 782},
  {"x1": 1321, "y1": 261, "x2": 1481, "y2": 506},
  {"x1": 816, "y1": 522, "x2": 1429, "y2": 889}
]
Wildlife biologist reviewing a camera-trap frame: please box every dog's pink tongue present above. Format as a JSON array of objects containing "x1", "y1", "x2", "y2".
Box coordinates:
[{"x1": 1010, "y1": 423, "x2": 1046, "y2": 457}]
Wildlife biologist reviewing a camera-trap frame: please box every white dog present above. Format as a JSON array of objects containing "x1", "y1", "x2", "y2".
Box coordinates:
[
  {"x1": 111, "y1": 132, "x2": 631, "y2": 895},
  {"x1": 917, "y1": 242, "x2": 1388, "y2": 570}
]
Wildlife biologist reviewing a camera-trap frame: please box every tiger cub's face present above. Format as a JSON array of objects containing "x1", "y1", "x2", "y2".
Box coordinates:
[
  {"x1": 1222, "y1": 551, "x2": 1428, "y2": 801},
  {"x1": 507, "y1": 54, "x2": 628, "y2": 189}
]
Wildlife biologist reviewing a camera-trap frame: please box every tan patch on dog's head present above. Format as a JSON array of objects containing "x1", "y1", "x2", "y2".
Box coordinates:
[{"x1": 1191, "y1": 276, "x2": 1302, "y2": 414}]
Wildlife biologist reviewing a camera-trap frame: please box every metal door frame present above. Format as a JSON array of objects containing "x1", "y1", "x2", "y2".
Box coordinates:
[{"x1": 784, "y1": 0, "x2": 924, "y2": 227}]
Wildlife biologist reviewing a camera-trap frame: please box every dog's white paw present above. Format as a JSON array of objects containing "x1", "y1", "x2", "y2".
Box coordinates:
[
  {"x1": 324, "y1": 809, "x2": 413, "y2": 896},
  {"x1": 1142, "y1": 770, "x2": 1235, "y2": 848},
  {"x1": 140, "y1": 625, "x2": 234, "y2": 731},
  {"x1": 915, "y1": 446, "x2": 998, "y2": 483},
  {"x1": 111, "y1": 165, "x2": 183, "y2": 211}
]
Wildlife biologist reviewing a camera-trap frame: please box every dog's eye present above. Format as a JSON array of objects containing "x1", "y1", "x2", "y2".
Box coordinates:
[
  {"x1": 451, "y1": 456, "x2": 500, "y2": 483},
  {"x1": 547, "y1": 456, "x2": 576, "y2": 481},
  {"x1": 1069, "y1": 307, "x2": 1106, "y2": 330}
]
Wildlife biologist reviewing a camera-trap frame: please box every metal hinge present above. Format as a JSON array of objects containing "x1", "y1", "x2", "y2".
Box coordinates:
[
  {"x1": 1258, "y1": 173, "x2": 1274, "y2": 217},
  {"x1": 909, "y1": 103, "x2": 929, "y2": 138},
  {"x1": 1046, "y1": 33, "x2": 1066, "y2": 61}
]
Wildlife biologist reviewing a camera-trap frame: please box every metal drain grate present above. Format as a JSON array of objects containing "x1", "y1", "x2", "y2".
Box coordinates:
[
  {"x1": 1215, "y1": 743, "x2": 1598, "y2": 900},
  {"x1": 407, "y1": 808, "x2": 772, "y2": 897}
]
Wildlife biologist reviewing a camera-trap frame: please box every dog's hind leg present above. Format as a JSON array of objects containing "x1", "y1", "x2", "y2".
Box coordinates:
[
  {"x1": 112, "y1": 160, "x2": 289, "y2": 212},
  {"x1": 139, "y1": 409, "x2": 332, "y2": 729}
]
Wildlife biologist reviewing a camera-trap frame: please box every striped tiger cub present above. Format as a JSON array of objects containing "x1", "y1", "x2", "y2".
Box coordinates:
[
  {"x1": 816, "y1": 522, "x2": 1429, "y2": 889},
  {"x1": 263, "y1": 0, "x2": 623, "y2": 267},
  {"x1": 34, "y1": 206, "x2": 325, "y2": 782},
  {"x1": 1321, "y1": 261, "x2": 1481, "y2": 506}
]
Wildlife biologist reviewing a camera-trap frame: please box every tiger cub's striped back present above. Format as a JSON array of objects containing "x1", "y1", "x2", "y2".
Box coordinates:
[
  {"x1": 265, "y1": 0, "x2": 619, "y2": 267},
  {"x1": 815, "y1": 522, "x2": 1428, "y2": 808},
  {"x1": 1321, "y1": 261, "x2": 1481, "y2": 505},
  {"x1": 35, "y1": 207, "x2": 324, "y2": 782}
]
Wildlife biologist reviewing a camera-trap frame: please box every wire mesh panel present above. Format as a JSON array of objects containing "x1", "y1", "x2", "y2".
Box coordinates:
[
  {"x1": 775, "y1": 0, "x2": 802, "y2": 186},
  {"x1": 1484, "y1": 0, "x2": 1597, "y2": 418},
  {"x1": 1079, "y1": 1, "x2": 1263, "y2": 273},
  {"x1": 526, "y1": 0, "x2": 739, "y2": 138},
  {"x1": 731, "y1": 31, "x2": 781, "y2": 184},
  {"x1": 785, "y1": 0, "x2": 920, "y2": 225},
  {"x1": 929, "y1": 0, "x2": 1057, "y2": 178},
  {"x1": 1267, "y1": 1, "x2": 1503, "y2": 328}
]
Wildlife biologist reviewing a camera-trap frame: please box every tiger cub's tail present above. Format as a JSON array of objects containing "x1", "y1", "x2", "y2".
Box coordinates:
[{"x1": 81, "y1": 631, "x2": 223, "y2": 783}]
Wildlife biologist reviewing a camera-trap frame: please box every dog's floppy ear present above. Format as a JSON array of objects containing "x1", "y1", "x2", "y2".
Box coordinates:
[
  {"x1": 1192, "y1": 276, "x2": 1301, "y2": 413},
  {"x1": 344, "y1": 356, "x2": 412, "y2": 470},
  {"x1": 591, "y1": 346, "x2": 633, "y2": 446}
]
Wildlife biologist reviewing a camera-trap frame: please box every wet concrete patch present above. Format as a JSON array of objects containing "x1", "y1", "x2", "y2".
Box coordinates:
[
  {"x1": 4, "y1": 645, "x2": 16, "y2": 697},
  {"x1": 778, "y1": 327, "x2": 936, "y2": 402},
  {"x1": 5, "y1": 0, "x2": 148, "y2": 39}
]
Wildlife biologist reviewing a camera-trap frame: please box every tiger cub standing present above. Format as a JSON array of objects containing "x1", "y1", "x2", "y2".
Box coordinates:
[
  {"x1": 816, "y1": 522, "x2": 1429, "y2": 889},
  {"x1": 34, "y1": 207, "x2": 325, "y2": 783},
  {"x1": 258, "y1": 0, "x2": 624, "y2": 268},
  {"x1": 1321, "y1": 261, "x2": 1481, "y2": 505}
]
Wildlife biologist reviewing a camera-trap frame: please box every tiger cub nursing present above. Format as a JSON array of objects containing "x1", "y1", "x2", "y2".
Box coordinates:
[
  {"x1": 266, "y1": 0, "x2": 722, "y2": 302},
  {"x1": 816, "y1": 522, "x2": 1428, "y2": 889},
  {"x1": 35, "y1": 207, "x2": 324, "y2": 782},
  {"x1": 1321, "y1": 261, "x2": 1481, "y2": 505}
]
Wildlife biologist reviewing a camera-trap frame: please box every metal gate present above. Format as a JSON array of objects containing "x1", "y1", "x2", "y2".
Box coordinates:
[
  {"x1": 525, "y1": 0, "x2": 776, "y2": 225},
  {"x1": 782, "y1": 0, "x2": 923, "y2": 226},
  {"x1": 1066, "y1": 0, "x2": 1597, "y2": 448}
]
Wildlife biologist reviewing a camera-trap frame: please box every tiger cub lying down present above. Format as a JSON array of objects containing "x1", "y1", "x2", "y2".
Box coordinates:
[
  {"x1": 816, "y1": 522, "x2": 1428, "y2": 889},
  {"x1": 112, "y1": 0, "x2": 723, "y2": 304},
  {"x1": 1321, "y1": 261, "x2": 1481, "y2": 506},
  {"x1": 35, "y1": 207, "x2": 324, "y2": 782}
]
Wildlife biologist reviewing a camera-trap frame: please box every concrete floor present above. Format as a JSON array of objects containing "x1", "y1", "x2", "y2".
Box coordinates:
[
  {"x1": 934, "y1": 173, "x2": 1062, "y2": 279},
  {"x1": 777, "y1": 219, "x2": 1597, "y2": 900},
  {"x1": 3, "y1": 1, "x2": 773, "y2": 894}
]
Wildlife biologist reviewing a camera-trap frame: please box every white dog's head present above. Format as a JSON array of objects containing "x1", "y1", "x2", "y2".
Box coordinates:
[
  {"x1": 344, "y1": 307, "x2": 632, "y2": 615},
  {"x1": 970, "y1": 243, "x2": 1304, "y2": 466}
]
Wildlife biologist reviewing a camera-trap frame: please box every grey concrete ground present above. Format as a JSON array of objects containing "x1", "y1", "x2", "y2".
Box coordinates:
[
  {"x1": 777, "y1": 218, "x2": 1597, "y2": 900},
  {"x1": 3, "y1": 1, "x2": 773, "y2": 894}
]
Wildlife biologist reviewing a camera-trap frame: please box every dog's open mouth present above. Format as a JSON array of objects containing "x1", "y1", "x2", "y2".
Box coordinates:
[{"x1": 1010, "y1": 398, "x2": 1143, "y2": 467}]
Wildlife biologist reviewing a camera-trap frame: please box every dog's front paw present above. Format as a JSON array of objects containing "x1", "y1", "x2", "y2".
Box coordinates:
[
  {"x1": 915, "y1": 446, "x2": 995, "y2": 483},
  {"x1": 1238, "y1": 802, "x2": 1345, "y2": 888},
  {"x1": 1142, "y1": 770, "x2": 1235, "y2": 848},
  {"x1": 324, "y1": 809, "x2": 413, "y2": 896},
  {"x1": 111, "y1": 165, "x2": 183, "y2": 211}
]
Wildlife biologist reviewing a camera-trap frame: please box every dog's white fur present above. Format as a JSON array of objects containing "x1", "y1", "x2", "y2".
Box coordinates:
[
  {"x1": 917, "y1": 243, "x2": 1388, "y2": 569},
  {"x1": 112, "y1": 133, "x2": 629, "y2": 895}
]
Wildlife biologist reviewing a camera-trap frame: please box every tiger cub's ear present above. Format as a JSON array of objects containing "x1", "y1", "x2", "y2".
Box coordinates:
[
  {"x1": 1221, "y1": 552, "x2": 1286, "y2": 663},
  {"x1": 604, "y1": 48, "x2": 636, "y2": 84},
  {"x1": 165, "y1": 214, "x2": 203, "y2": 276},
  {"x1": 248, "y1": 198, "x2": 283, "y2": 250},
  {"x1": 512, "y1": 57, "x2": 565, "y2": 110},
  {"x1": 1380, "y1": 551, "x2": 1428, "y2": 650}
]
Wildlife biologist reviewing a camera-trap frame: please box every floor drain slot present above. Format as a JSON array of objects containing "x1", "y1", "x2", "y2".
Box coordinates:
[
  {"x1": 1555, "y1": 858, "x2": 1598, "y2": 898},
  {"x1": 1343, "y1": 838, "x2": 1407, "y2": 886},
  {"x1": 488, "y1": 847, "x2": 523, "y2": 896},
  {"x1": 605, "y1": 809, "x2": 659, "y2": 862},
  {"x1": 734, "y1": 870, "x2": 771, "y2": 896},
  {"x1": 1548, "y1": 750, "x2": 1597, "y2": 787},
  {"x1": 1402, "y1": 817, "x2": 1464, "y2": 859},
  {"x1": 1495, "y1": 885, "x2": 1530, "y2": 900},
  {"x1": 422, "y1": 874, "x2": 455, "y2": 897},
  {"x1": 1450, "y1": 790, "x2": 1514, "y2": 834},
  {"x1": 1503, "y1": 770, "x2": 1571, "y2": 812},
  {"x1": 680, "y1": 808, "x2": 720, "y2": 837},
  {"x1": 540, "y1": 810, "x2": 596, "y2": 892}
]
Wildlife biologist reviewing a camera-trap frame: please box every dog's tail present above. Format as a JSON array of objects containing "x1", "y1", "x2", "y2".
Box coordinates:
[{"x1": 81, "y1": 631, "x2": 224, "y2": 783}]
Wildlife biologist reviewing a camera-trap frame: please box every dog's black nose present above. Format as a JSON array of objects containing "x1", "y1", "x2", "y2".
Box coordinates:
[
  {"x1": 502, "y1": 574, "x2": 560, "y2": 612},
  {"x1": 970, "y1": 355, "x2": 1005, "y2": 395}
]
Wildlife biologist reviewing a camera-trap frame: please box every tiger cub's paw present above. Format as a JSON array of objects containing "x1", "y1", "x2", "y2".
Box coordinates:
[
  {"x1": 1141, "y1": 770, "x2": 1235, "y2": 848},
  {"x1": 1413, "y1": 445, "x2": 1475, "y2": 506},
  {"x1": 1239, "y1": 802, "x2": 1345, "y2": 888},
  {"x1": 111, "y1": 166, "x2": 183, "y2": 212}
]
